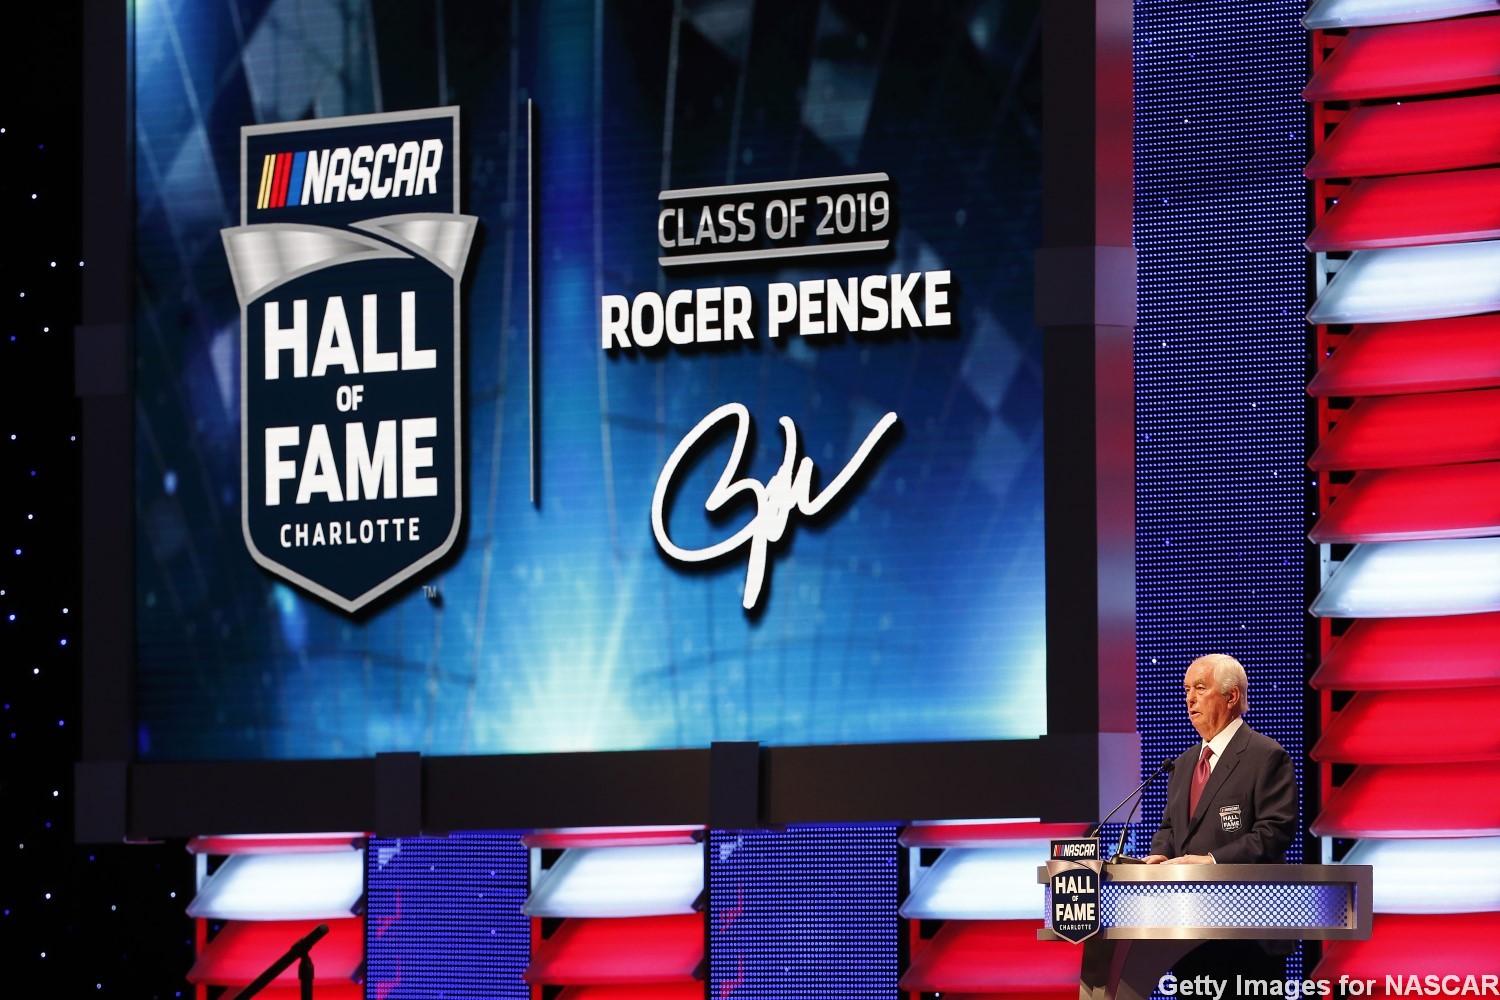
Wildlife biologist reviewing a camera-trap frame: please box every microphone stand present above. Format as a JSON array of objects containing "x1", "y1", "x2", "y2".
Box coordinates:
[
  {"x1": 1087, "y1": 757, "x2": 1176, "y2": 848},
  {"x1": 227, "y1": 922, "x2": 330, "y2": 1000},
  {"x1": 1092, "y1": 758, "x2": 1170, "y2": 863}
]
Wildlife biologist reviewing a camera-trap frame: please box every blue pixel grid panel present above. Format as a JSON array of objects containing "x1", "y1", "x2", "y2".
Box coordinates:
[
  {"x1": 365, "y1": 833, "x2": 530, "y2": 999},
  {"x1": 709, "y1": 825, "x2": 900, "y2": 999},
  {"x1": 1131, "y1": 0, "x2": 1311, "y2": 980}
]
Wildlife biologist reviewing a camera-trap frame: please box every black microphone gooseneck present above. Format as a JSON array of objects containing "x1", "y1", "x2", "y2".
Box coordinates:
[{"x1": 1086, "y1": 757, "x2": 1176, "y2": 840}]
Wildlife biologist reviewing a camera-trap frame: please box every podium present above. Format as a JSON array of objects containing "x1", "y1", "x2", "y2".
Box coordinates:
[{"x1": 1038, "y1": 863, "x2": 1373, "y2": 1000}]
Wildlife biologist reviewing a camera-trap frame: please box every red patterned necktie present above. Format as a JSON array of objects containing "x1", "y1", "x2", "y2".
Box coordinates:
[{"x1": 1189, "y1": 744, "x2": 1214, "y2": 816}]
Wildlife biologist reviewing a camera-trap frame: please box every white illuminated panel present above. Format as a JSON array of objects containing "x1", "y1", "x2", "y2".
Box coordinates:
[
  {"x1": 523, "y1": 843, "x2": 704, "y2": 918},
  {"x1": 186, "y1": 850, "x2": 364, "y2": 920},
  {"x1": 1342, "y1": 837, "x2": 1500, "y2": 913},
  {"x1": 1304, "y1": 0, "x2": 1500, "y2": 28},
  {"x1": 1310, "y1": 538, "x2": 1500, "y2": 618},
  {"x1": 899, "y1": 845, "x2": 1044, "y2": 921},
  {"x1": 1308, "y1": 242, "x2": 1500, "y2": 325}
]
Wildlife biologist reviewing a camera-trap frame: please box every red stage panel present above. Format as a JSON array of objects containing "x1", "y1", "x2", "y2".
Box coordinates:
[
  {"x1": 186, "y1": 918, "x2": 363, "y2": 986},
  {"x1": 1313, "y1": 912, "x2": 1500, "y2": 981},
  {"x1": 521, "y1": 829, "x2": 703, "y2": 849},
  {"x1": 1312, "y1": 762, "x2": 1500, "y2": 838},
  {"x1": 1307, "y1": 389, "x2": 1500, "y2": 471},
  {"x1": 898, "y1": 822, "x2": 1092, "y2": 849},
  {"x1": 1312, "y1": 689, "x2": 1500, "y2": 763},
  {"x1": 1304, "y1": 17, "x2": 1500, "y2": 102},
  {"x1": 1311, "y1": 614, "x2": 1500, "y2": 690},
  {"x1": 557, "y1": 985, "x2": 708, "y2": 1000},
  {"x1": 899, "y1": 920, "x2": 1078, "y2": 992},
  {"x1": 1310, "y1": 464, "x2": 1500, "y2": 543},
  {"x1": 1308, "y1": 315, "x2": 1500, "y2": 397},
  {"x1": 187, "y1": 834, "x2": 363, "y2": 855},
  {"x1": 1307, "y1": 168, "x2": 1500, "y2": 250},
  {"x1": 524, "y1": 914, "x2": 703, "y2": 985},
  {"x1": 249, "y1": 987, "x2": 363, "y2": 1000},
  {"x1": 1305, "y1": 93, "x2": 1500, "y2": 179}
]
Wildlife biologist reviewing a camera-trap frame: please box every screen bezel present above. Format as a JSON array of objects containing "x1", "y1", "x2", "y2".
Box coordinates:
[{"x1": 76, "y1": 0, "x2": 1135, "y2": 840}]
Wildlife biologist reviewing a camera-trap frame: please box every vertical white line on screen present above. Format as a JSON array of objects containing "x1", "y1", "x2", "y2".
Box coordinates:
[{"x1": 528, "y1": 98, "x2": 538, "y2": 506}]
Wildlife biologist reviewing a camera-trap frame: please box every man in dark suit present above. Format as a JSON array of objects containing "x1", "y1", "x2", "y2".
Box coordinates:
[
  {"x1": 1144, "y1": 654, "x2": 1298, "y2": 991},
  {"x1": 1145, "y1": 654, "x2": 1297, "y2": 865}
]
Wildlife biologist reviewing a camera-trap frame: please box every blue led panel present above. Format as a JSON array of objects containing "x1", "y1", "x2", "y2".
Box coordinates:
[
  {"x1": 709, "y1": 825, "x2": 898, "y2": 999},
  {"x1": 1132, "y1": 0, "x2": 1311, "y2": 980},
  {"x1": 365, "y1": 834, "x2": 529, "y2": 999}
]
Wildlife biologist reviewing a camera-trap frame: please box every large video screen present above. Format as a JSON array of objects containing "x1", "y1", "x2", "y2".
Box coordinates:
[{"x1": 133, "y1": 0, "x2": 1046, "y2": 761}]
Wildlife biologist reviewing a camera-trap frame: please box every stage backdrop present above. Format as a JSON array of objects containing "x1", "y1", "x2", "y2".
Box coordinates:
[{"x1": 132, "y1": 0, "x2": 1045, "y2": 761}]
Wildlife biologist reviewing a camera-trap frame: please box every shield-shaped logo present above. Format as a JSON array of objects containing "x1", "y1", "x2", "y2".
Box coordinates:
[
  {"x1": 1049, "y1": 865, "x2": 1101, "y2": 944},
  {"x1": 222, "y1": 108, "x2": 476, "y2": 612}
]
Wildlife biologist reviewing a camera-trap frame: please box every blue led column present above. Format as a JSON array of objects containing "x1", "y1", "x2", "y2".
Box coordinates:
[
  {"x1": 709, "y1": 825, "x2": 900, "y2": 999},
  {"x1": 365, "y1": 834, "x2": 530, "y2": 999},
  {"x1": 1132, "y1": 0, "x2": 1312, "y2": 979}
]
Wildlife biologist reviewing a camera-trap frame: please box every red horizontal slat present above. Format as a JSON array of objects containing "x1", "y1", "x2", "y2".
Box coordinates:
[
  {"x1": 1305, "y1": 93, "x2": 1500, "y2": 179},
  {"x1": 187, "y1": 918, "x2": 363, "y2": 986},
  {"x1": 556, "y1": 985, "x2": 708, "y2": 1000},
  {"x1": 1313, "y1": 913, "x2": 1500, "y2": 981},
  {"x1": 187, "y1": 834, "x2": 364, "y2": 855},
  {"x1": 1308, "y1": 315, "x2": 1500, "y2": 397},
  {"x1": 525, "y1": 915, "x2": 703, "y2": 985},
  {"x1": 521, "y1": 829, "x2": 703, "y2": 849},
  {"x1": 1305, "y1": 17, "x2": 1500, "y2": 102},
  {"x1": 900, "y1": 920, "x2": 1078, "y2": 992},
  {"x1": 1307, "y1": 388, "x2": 1500, "y2": 471},
  {"x1": 1312, "y1": 614, "x2": 1500, "y2": 690},
  {"x1": 898, "y1": 823, "x2": 1093, "y2": 848},
  {"x1": 247, "y1": 987, "x2": 363, "y2": 1000},
  {"x1": 1312, "y1": 689, "x2": 1500, "y2": 763},
  {"x1": 1312, "y1": 762, "x2": 1500, "y2": 837},
  {"x1": 1307, "y1": 168, "x2": 1500, "y2": 250},
  {"x1": 1310, "y1": 464, "x2": 1500, "y2": 543}
]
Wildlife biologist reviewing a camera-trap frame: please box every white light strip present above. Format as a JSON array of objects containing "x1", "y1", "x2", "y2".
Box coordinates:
[
  {"x1": 1308, "y1": 242, "x2": 1500, "y2": 326},
  {"x1": 899, "y1": 845, "x2": 1045, "y2": 921},
  {"x1": 186, "y1": 850, "x2": 364, "y2": 920},
  {"x1": 1311, "y1": 538, "x2": 1500, "y2": 618},
  {"x1": 1342, "y1": 837, "x2": 1500, "y2": 913},
  {"x1": 523, "y1": 843, "x2": 703, "y2": 918},
  {"x1": 1304, "y1": 0, "x2": 1500, "y2": 28}
]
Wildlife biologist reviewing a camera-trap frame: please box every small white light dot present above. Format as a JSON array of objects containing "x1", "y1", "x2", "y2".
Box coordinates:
[
  {"x1": 49, "y1": 261, "x2": 55, "y2": 268},
  {"x1": 30, "y1": 193, "x2": 36, "y2": 200},
  {"x1": 52, "y1": 790, "x2": 58, "y2": 797},
  {"x1": 110, "y1": 905, "x2": 116, "y2": 911},
  {"x1": 63, "y1": 608, "x2": 69, "y2": 614},
  {"x1": 169, "y1": 891, "x2": 177, "y2": 898},
  {"x1": 32, "y1": 668, "x2": 39, "y2": 675},
  {"x1": 44, "y1": 893, "x2": 51, "y2": 899}
]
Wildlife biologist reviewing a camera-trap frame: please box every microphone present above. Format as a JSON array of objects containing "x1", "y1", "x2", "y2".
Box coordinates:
[{"x1": 1087, "y1": 757, "x2": 1175, "y2": 842}]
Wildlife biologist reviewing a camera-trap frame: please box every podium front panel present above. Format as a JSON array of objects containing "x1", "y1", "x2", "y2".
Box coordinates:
[{"x1": 1039, "y1": 863, "x2": 1373, "y2": 941}]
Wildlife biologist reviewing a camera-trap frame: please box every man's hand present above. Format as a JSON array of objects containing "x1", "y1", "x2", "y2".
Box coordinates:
[
  {"x1": 1162, "y1": 854, "x2": 1215, "y2": 865},
  {"x1": 1143, "y1": 854, "x2": 1169, "y2": 864}
]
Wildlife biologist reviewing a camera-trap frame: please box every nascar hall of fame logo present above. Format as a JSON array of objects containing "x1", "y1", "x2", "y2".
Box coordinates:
[
  {"x1": 221, "y1": 108, "x2": 477, "y2": 613},
  {"x1": 1048, "y1": 839, "x2": 1103, "y2": 944}
]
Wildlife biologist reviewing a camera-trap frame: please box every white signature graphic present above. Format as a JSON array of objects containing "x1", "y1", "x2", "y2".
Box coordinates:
[{"x1": 651, "y1": 402, "x2": 900, "y2": 610}]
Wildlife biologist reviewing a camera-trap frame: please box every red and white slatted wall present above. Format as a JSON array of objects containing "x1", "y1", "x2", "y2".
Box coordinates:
[
  {"x1": 1305, "y1": 2, "x2": 1500, "y2": 985},
  {"x1": 183, "y1": 833, "x2": 365, "y2": 999},
  {"x1": 898, "y1": 821, "x2": 1085, "y2": 1000}
]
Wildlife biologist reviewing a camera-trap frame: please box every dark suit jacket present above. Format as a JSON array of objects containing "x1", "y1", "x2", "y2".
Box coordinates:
[{"x1": 1150, "y1": 721, "x2": 1297, "y2": 864}]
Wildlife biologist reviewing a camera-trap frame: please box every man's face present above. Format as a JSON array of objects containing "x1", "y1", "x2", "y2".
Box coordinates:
[{"x1": 1184, "y1": 659, "x2": 1239, "y2": 741}]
